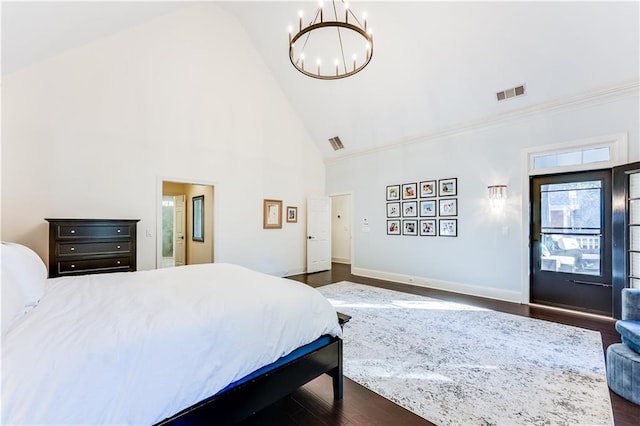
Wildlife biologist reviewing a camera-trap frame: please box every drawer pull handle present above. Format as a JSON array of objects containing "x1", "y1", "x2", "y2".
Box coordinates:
[
  {"x1": 71, "y1": 230, "x2": 76, "y2": 234},
  {"x1": 116, "y1": 245, "x2": 121, "y2": 249},
  {"x1": 117, "y1": 229, "x2": 121, "y2": 233},
  {"x1": 117, "y1": 261, "x2": 121, "y2": 265},
  {"x1": 71, "y1": 264, "x2": 75, "y2": 268},
  {"x1": 70, "y1": 247, "x2": 75, "y2": 251}
]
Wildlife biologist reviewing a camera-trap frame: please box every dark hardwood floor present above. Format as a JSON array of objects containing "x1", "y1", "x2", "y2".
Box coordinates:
[{"x1": 242, "y1": 263, "x2": 639, "y2": 426}]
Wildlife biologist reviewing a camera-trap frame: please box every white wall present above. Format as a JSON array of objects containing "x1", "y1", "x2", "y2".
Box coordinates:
[
  {"x1": 1, "y1": 4, "x2": 324, "y2": 276},
  {"x1": 326, "y1": 91, "x2": 639, "y2": 302}
]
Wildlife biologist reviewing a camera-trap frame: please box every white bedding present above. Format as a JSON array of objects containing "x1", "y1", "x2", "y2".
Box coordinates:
[{"x1": 2, "y1": 263, "x2": 342, "y2": 425}]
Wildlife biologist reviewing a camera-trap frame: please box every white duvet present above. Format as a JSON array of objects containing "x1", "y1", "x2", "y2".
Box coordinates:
[{"x1": 2, "y1": 263, "x2": 342, "y2": 425}]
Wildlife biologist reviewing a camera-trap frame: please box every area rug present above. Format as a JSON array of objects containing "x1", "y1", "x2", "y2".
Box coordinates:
[{"x1": 317, "y1": 282, "x2": 614, "y2": 426}]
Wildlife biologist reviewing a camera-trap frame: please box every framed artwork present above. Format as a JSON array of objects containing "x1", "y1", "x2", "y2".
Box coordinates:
[
  {"x1": 402, "y1": 201, "x2": 418, "y2": 217},
  {"x1": 439, "y1": 178, "x2": 457, "y2": 197},
  {"x1": 402, "y1": 183, "x2": 417, "y2": 199},
  {"x1": 439, "y1": 198, "x2": 458, "y2": 216},
  {"x1": 402, "y1": 220, "x2": 418, "y2": 236},
  {"x1": 419, "y1": 200, "x2": 437, "y2": 217},
  {"x1": 387, "y1": 202, "x2": 401, "y2": 218},
  {"x1": 386, "y1": 185, "x2": 400, "y2": 201},
  {"x1": 286, "y1": 206, "x2": 298, "y2": 223},
  {"x1": 439, "y1": 219, "x2": 458, "y2": 237},
  {"x1": 387, "y1": 219, "x2": 401, "y2": 235},
  {"x1": 419, "y1": 180, "x2": 436, "y2": 198},
  {"x1": 419, "y1": 219, "x2": 436, "y2": 236},
  {"x1": 192, "y1": 195, "x2": 204, "y2": 242},
  {"x1": 263, "y1": 199, "x2": 282, "y2": 229}
]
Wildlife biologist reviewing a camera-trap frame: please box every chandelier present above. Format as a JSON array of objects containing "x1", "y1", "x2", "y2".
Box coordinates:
[{"x1": 288, "y1": 1, "x2": 373, "y2": 80}]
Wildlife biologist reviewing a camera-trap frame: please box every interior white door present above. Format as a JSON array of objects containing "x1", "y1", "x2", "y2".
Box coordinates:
[
  {"x1": 174, "y1": 195, "x2": 186, "y2": 266},
  {"x1": 307, "y1": 196, "x2": 332, "y2": 273}
]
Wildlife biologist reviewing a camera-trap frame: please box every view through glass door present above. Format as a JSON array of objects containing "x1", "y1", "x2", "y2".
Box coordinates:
[{"x1": 530, "y1": 169, "x2": 612, "y2": 316}]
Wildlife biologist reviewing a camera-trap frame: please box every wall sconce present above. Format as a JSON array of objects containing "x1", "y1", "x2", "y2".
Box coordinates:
[{"x1": 488, "y1": 185, "x2": 507, "y2": 210}]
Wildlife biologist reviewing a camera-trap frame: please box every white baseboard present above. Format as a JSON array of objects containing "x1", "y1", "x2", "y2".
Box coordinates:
[
  {"x1": 282, "y1": 266, "x2": 306, "y2": 277},
  {"x1": 331, "y1": 257, "x2": 351, "y2": 265},
  {"x1": 351, "y1": 266, "x2": 523, "y2": 304}
]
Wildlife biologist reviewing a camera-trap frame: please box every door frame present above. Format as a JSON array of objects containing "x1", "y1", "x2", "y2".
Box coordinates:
[
  {"x1": 329, "y1": 191, "x2": 354, "y2": 269},
  {"x1": 156, "y1": 177, "x2": 217, "y2": 269},
  {"x1": 520, "y1": 133, "x2": 629, "y2": 304}
]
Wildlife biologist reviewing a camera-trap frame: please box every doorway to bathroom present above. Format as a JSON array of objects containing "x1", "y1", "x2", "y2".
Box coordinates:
[{"x1": 159, "y1": 180, "x2": 214, "y2": 268}]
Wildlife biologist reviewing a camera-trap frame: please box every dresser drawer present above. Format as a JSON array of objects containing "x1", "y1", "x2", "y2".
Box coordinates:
[
  {"x1": 57, "y1": 257, "x2": 132, "y2": 275},
  {"x1": 56, "y1": 224, "x2": 133, "y2": 239},
  {"x1": 57, "y1": 241, "x2": 131, "y2": 256}
]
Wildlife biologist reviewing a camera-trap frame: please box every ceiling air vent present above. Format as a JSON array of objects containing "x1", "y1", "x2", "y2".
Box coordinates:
[
  {"x1": 496, "y1": 84, "x2": 526, "y2": 102},
  {"x1": 328, "y1": 136, "x2": 344, "y2": 151}
]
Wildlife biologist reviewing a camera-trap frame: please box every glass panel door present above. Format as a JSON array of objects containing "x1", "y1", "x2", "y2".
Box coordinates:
[
  {"x1": 630, "y1": 172, "x2": 640, "y2": 288},
  {"x1": 530, "y1": 169, "x2": 612, "y2": 316}
]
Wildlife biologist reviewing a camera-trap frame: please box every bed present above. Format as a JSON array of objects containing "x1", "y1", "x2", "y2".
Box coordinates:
[{"x1": 1, "y1": 242, "x2": 344, "y2": 425}]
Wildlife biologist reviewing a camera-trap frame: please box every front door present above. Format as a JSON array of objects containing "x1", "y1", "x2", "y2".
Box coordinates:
[{"x1": 530, "y1": 169, "x2": 612, "y2": 315}]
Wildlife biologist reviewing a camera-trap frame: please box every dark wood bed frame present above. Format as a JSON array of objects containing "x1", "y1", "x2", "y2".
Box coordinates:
[{"x1": 156, "y1": 314, "x2": 350, "y2": 425}]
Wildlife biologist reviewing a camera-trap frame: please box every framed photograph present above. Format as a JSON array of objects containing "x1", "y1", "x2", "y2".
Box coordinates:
[
  {"x1": 402, "y1": 220, "x2": 418, "y2": 236},
  {"x1": 386, "y1": 185, "x2": 400, "y2": 201},
  {"x1": 439, "y1": 178, "x2": 457, "y2": 197},
  {"x1": 263, "y1": 199, "x2": 282, "y2": 229},
  {"x1": 402, "y1": 201, "x2": 418, "y2": 217},
  {"x1": 439, "y1": 198, "x2": 458, "y2": 216},
  {"x1": 192, "y1": 195, "x2": 204, "y2": 242},
  {"x1": 420, "y1": 200, "x2": 437, "y2": 217},
  {"x1": 419, "y1": 219, "x2": 437, "y2": 236},
  {"x1": 387, "y1": 219, "x2": 401, "y2": 235},
  {"x1": 387, "y1": 202, "x2": 401, "y2": 218},
  {"x1": 419, "y1": 180, "x2": 436, "y2": 198},
  {"x1": 402, "y1": 183, "x2": 417, "y2": 199},
  {"x1": 286, "y1": 206, "x2": 298, "y2": 223},
  {"x1": 439, "y1": 219, "x2": 458, "y2": 237}
]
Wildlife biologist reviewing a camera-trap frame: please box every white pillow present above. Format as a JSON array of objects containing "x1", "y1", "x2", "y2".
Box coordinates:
[
  {"x1": 1, "y1": 267, "x2": 26, "y2": 335},
  {"x1": 1, "y1": 242, "x2": 47, "y2": 310}
]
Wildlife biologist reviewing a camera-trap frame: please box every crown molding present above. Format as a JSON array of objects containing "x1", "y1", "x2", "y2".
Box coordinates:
[{"x1": 324, "y1": 78, "x2": 639, "y2": 165}]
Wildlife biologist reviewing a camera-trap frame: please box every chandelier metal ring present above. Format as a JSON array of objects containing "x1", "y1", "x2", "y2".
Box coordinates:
[{"x1": 288, "y1": 1, "x2": 373, "y2": 80}]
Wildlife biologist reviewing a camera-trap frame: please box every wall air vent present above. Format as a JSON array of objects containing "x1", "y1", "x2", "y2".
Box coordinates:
[
  {"x1": 496, "y1": 84, "x2": 526, "y2": 102},
  {"x1": 328, "y1": 136, "x2": 345, "y2": 151}
]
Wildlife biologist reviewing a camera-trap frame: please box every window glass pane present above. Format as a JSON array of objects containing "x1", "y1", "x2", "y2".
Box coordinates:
[
  {"x1": 533, "y1": 154, "x2": 557, "y2": 169},
  {"x1": 540, "y1": 181, "x2": 601, "y2": 232},
  {"x1": 582, "y1": 147, "x2": 610, "y2": 163},
  {"x1": 631, "y1": 200, "x2": 640, "y2": 225},
  {"x1": 556, "y1": 151, "x2": 582, "y2": 167},
  {"x1": 540, "y1": 233, "x2": 600, "y2": 276},
  {"x1": 630, "y1": 173, "x2": 640, "y2": 199},
  {"x1": 631, "y1": 252, "x2": 640, "y2": 278},
  {"x1": 631, "y1": 226, "x2": 640, "y2": 251}
]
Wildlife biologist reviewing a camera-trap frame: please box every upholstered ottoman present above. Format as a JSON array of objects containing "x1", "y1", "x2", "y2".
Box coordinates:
[{"x1": 606, "y1": 342, "x2": 640, "y2": 405}]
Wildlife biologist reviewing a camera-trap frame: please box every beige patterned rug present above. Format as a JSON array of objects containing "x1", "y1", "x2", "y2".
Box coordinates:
[{"x1": 317, "y1": 282, "x2": 614, "y2": 426}]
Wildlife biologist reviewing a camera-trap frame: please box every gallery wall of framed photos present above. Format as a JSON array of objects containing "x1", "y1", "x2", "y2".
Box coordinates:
[{"x1": 386, "y1": 178, "x2": 458, "y2": 237}]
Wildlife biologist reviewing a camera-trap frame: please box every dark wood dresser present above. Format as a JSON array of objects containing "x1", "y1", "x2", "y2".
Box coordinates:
[{"x1": 45, "y1": 218, "x2": 140, "y2": 278}]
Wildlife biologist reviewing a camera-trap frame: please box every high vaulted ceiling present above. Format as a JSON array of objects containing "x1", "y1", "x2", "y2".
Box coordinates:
[{"x1": 2, "y1": 1, "x2": 639, "y2": 160}]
